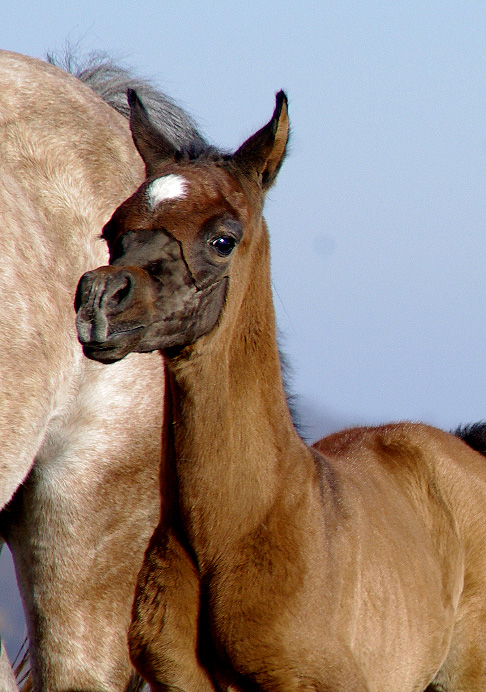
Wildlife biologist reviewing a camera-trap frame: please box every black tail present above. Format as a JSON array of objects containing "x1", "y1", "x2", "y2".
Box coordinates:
[{"x1": 454, "y1": 422, "x2": 486, "y2": 457}]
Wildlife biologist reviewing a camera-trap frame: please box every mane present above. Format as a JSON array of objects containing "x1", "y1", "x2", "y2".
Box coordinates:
[
  {"x1": 174, "y1": 144, "x2": 229, "y2": 162},
  {"x1": 455, "y1": 421, "x2": 486, "y2": 456},
  {"x1": 46, "y1": 49, "x2": 208, "y2": 153},
  {"x1": 278, "y1": 341, "x2": 304, "y2": 439}
]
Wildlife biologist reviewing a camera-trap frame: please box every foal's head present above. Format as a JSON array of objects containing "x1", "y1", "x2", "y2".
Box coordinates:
[{"x1": 75, "y1": 89, "x2": 289, "y2": 363}]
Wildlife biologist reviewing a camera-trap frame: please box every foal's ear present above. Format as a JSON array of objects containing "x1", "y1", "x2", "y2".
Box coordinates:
[
  {"x1": 127, "y1": 89, "x2": 179, "y2": 177},
  {"x1": 232, "y1": 91, "x2": 289, "y2": 191}
]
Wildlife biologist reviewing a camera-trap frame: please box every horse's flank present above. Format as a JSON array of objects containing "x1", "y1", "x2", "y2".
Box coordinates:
[{"x1": 0, "y1": 49, "x2": 202, "y2": 691}]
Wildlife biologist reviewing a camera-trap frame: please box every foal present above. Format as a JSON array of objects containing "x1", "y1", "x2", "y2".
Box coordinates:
[{"x1": 76, "y1": 90, "x2": 486, "y2": 692}]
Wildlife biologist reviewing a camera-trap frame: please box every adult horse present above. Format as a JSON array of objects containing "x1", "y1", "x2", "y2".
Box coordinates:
[
  {"x1": 77, "y1": 89, "x2": 486, "y2": 691},
  {"x1": 0, "y1": 50, "x2": 204, "y2": 692}
]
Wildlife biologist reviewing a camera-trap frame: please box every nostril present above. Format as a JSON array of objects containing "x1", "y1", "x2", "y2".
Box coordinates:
[
  {"x1": 74, "y1": 271, "x2": 94, "y2": 313},
  {"x1": 113, "y1": 280, "x2": 131, "y2": 305},
  {"x1": 106, "y1": 273, "x2": 133, "y2": 309},
  {"x1": 74, "y1": 285, "x2": 82, "y2": 313}
]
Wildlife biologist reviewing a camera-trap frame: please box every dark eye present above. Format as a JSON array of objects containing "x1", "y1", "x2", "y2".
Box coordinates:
[{"x1": 210, "y1": 236, "x2": 237, "y2": 257}]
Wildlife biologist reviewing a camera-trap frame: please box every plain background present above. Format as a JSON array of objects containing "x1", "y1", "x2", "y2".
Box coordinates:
[{"x1": 1, "y1": 0, "x2": 486, "y2": 661}]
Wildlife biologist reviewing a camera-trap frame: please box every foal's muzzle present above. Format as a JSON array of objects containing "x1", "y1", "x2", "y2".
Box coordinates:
[{"x1": 75, "y1": 266, "x2": 152, "y2": 363}]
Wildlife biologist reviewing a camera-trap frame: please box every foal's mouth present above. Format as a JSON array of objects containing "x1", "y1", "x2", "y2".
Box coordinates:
[
  {"x1": 79, "y1": 325, "x2": 146, "y2": 363},
  {"x1": 82, "y1": 341, "x2": 133, "y2": 364}
]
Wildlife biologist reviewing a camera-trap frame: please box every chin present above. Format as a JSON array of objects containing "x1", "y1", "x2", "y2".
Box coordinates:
[{"x1": 82, "y1": 344, "x2": 130, "y2": 364}]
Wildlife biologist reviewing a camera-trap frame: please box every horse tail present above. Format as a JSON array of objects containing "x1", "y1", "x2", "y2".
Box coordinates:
[
  {"x1": 46, "y1": 48, "x2": 207, "y2": 152},
  {"x1": 455, "y1": 422, "x2": 486, "y2": 457}
]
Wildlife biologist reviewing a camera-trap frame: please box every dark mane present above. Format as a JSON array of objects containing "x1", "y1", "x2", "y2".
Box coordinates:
[
  {"x1": 47, "y1": 51, "x2": 248, "y2": 167},
  {"x1": 278, "y1": 341, "x2": 304, "y2": 439},
  {"x1": 454, "y1": 422, "x2": 486, "y2": 457},
  {"x1": 46, "y1": 49, "x2": 207, "y2": 152},
  {"x1": 174, "y1": 144, "x2": 230, "y2": 162}
]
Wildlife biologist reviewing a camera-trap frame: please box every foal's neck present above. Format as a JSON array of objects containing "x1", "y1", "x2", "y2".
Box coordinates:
[{"x1": 165, "y1": 227, "x2": 312, "y2": 565}]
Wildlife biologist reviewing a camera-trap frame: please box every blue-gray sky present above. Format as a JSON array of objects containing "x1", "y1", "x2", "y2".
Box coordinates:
[{"x1": 2, "y1": 0, "x2": 486, "y2": 657}]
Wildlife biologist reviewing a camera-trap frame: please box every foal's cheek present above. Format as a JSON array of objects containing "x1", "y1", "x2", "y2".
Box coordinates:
[
  {"x1": 192, "y1": 278, "x2": 229, "y2": 338},
  {"x1": 134, "y1": 278, "x2": 228, "y2": 352}
]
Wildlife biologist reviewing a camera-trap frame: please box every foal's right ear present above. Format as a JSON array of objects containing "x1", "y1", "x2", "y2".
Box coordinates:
[{"x1": 127, "y1": 89, "x2": 179, "y2": 178}]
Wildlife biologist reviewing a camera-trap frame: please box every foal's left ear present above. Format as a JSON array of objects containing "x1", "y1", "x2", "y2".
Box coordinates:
[
  {"x1": 127, "y1": 88, "x2": 179, "y2": 177},
  {"x1": 233, "y1": 91, "x2": 289, "y2": 192}
]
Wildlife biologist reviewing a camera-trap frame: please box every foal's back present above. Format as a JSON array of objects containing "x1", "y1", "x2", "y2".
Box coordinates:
[{"x1": 314, "y1": 421, "x2": 486, "y2": 691}]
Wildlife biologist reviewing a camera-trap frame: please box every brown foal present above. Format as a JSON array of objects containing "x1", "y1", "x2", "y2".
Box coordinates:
[{"x1": 76, "y1": 88, "x2": 486, "y2": 692}]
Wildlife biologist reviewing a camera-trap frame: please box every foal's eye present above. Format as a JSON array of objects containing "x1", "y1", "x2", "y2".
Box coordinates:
[{"x1": 210, "y1": 236, "x2": 237, "y2": 257}]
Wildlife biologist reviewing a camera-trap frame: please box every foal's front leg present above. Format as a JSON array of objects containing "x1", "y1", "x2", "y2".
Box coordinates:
[{"x1": 129, "y1": 524, "x2": 217, "y2": 692}]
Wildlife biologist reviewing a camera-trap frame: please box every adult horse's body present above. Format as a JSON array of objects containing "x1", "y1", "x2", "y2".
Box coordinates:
[
  {"x1": 77, "y1": 89, "x2": 486, "y2": 691},
  {"x1": 0, "y1": 50, "x2": 202, "y2": 691}
]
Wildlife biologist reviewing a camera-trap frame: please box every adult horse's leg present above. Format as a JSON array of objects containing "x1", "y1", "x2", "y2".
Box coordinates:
[
  {"x1": 0, "y1": 641, "x2": 18, "y2": 692},
  {"x1": 3, "y1": 354, "x2": 163, "y2": 692},
  {"x1": 0, "y1": 542, "x2": 19, "y2": 692}
]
